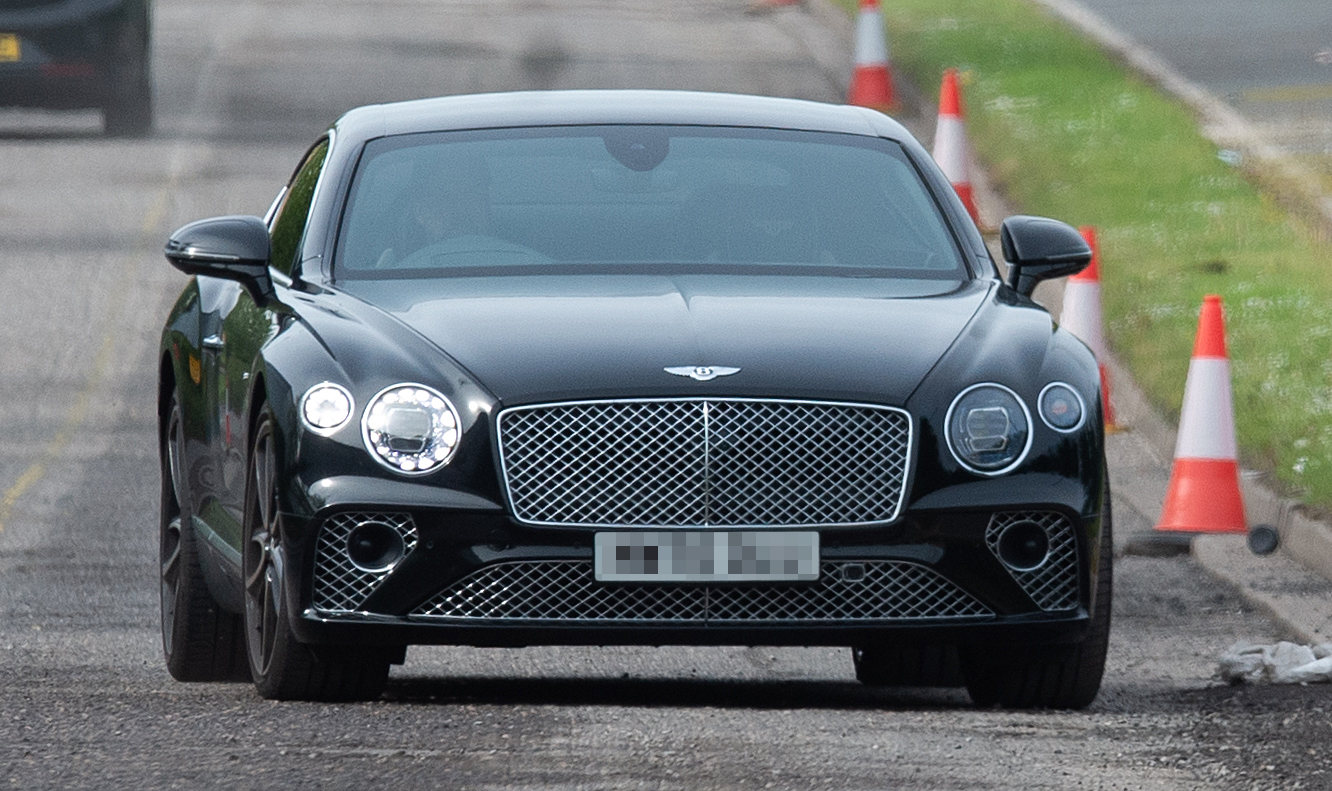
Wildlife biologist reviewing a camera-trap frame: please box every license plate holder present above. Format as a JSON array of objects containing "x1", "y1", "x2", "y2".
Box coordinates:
[{"x1": 594, "y1": 531, "x2": 819, "y2": 582}]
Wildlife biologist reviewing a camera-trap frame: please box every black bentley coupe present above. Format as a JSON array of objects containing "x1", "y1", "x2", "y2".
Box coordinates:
[{"x1": 158, "y1": 90, "x2": 1110, "y2": 707}]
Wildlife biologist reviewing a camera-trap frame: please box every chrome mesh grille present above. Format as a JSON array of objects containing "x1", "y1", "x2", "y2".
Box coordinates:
[
  {"x1": 498, "y1": 399, "x2": 912, "y2": 527},
  {"x1": 411, "y1": 560, "x2": 991, "y2": 622},
  {"x1": 311, "y1": 512, "x2": 418, "y2": 614},
  {"x1": 985, "y1": 511, "x2": 1080, "y2": 611}
]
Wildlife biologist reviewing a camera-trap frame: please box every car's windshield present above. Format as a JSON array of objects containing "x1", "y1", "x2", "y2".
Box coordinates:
[{"x1": 334, "y1": 125, "x2": 967, "y2": 280}]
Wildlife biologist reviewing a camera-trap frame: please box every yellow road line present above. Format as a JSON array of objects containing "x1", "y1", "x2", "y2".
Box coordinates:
[{"x1": 0, "y1": 188, "x2": 171, "y2": 533}]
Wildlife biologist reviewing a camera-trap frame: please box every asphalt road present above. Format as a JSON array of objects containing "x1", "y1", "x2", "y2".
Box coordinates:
[
  {"x1": 1074, "y1": 0, "x2": 1332, "y2": 160},
  {"x1": 1, "y1": 1, "x2": 1331, "y2": 788}
]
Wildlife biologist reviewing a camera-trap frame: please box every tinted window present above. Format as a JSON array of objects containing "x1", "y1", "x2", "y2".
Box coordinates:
[
  {"x1": 335, "y1": 127, "x2": 965, "y2": 279},
  {"x1": 269, "y1": 138, "x2": 329, "y2": 276}
]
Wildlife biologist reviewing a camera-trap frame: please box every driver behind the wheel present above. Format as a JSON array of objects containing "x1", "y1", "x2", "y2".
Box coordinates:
[{"x1": 375, "y1": 156, "x2": 494, "y2": 268}]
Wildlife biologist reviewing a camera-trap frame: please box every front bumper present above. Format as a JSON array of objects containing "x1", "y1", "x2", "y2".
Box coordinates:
[{"x1": 280, "y1": 490, "x2": 1103, "y2": 649}]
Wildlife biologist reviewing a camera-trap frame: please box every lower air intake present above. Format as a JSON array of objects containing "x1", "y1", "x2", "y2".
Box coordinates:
[
  {"x1": 985, "y1": 511, "x2": 1080, "y2": 611},
  {"x1": 410, "y1": 560, "x2": 992, "y2": 622},
  {"x1": 311, "y1": 512, "x2": 418, "y2": 614}
]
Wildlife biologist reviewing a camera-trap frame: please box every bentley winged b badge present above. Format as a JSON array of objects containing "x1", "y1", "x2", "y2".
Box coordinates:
[{"x1": 664, "y1": 365, "x2": 741, "y2": 382}]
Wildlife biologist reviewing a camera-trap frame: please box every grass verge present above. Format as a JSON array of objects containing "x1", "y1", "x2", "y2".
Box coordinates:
[{"x1": 829, "y1": 0, "x2": 1332, "y2": 508}]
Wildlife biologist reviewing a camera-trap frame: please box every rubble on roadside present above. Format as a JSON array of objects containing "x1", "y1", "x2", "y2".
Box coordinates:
[{"x1": 1218, "y1": 641, "x2": 1332, "y2": 684}]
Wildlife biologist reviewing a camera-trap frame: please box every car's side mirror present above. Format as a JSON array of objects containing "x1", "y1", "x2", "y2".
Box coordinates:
[
  {"x1": 165, "y1": 215, "x2": 275, "y2": 304},
  {"x1": 1000, "y1": 215, "x2": 1092, "y2": 298}
]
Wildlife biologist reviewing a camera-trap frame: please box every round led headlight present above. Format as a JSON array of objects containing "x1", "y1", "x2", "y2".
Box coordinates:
[
  {"x1": 300, "y1": 383, "x2": 353, "y2": 436},
  {"x1": 361, "y1": 384, "x2": 461, "y2": 475},
  {"x1": 1038, "y1": 382, "x2": 1086, "y2": 432},
  {"x1": 945, "y1": 383, "x2": 1032, "y2": 475}
]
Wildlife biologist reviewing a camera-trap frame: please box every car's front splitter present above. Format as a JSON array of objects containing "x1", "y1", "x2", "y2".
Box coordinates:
[{"x1": 291, "y1": 607, "x2": 1092, "y2": 649}]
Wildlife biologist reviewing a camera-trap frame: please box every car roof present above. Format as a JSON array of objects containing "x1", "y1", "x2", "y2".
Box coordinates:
[{"x1": 331, "y1": 89, "x2": 914, "y2": 144}]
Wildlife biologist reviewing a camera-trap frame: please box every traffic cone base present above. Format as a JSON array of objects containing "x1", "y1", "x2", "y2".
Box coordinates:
[{"x1": 1157, "y1": 459, "x2": 1247, "y2": 534}]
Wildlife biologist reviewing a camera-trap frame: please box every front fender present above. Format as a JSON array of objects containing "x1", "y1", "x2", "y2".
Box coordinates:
[
  {"x1": 906, "y1": 285, "x2": 1103, "y2": 517},
  {"x1": 253, "y1": 296, "x2": 507, "y2": 525}
]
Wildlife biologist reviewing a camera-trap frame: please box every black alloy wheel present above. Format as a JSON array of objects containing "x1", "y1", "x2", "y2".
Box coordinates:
[
  {"x1": 243, "y1": 414, "x2": 285, "y2": 683},
  {"x1": 160, "y1": 392, "x2": 247, "y2": 681},
  {"x1": 961, "y1": 473, "x2": 1114, "y2": 709},
  {"x1": 242, "y1": 407, "x2": 391, "y2": 701}
]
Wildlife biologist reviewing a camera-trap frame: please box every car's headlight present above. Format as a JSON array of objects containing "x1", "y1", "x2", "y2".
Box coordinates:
[
  {"x1": 361, "y1": 383, "x2": 461, "y2": 475},
  {"x1": 1038, "y1": 382, "x2": 1086, "y2": 432},
  {"x1": 300, "y1": 383, "x2": 354, "y2": 436},
  {"x1": 945, "y1": 383, "x2": 1032, "y2": 475}
]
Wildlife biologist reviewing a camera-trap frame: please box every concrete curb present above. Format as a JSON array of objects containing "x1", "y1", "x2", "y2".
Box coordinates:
[{"x1": 1193, "y1": 534, "x2": 1332, "y2": 644}]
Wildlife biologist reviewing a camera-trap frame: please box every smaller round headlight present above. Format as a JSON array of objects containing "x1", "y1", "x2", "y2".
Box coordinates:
[
  {"x1": 362, "y1": 384, "x2": 461, "y2": 475},
  {"x1": 1038, "y1": 383, "x2": 1086, "y2": 432},
  {"x1": 945, "y1": 383, "x2": 1032, "y2": 475},
  {"x1": 300, "y1": 383, "x2": 353, "y2": 435}
]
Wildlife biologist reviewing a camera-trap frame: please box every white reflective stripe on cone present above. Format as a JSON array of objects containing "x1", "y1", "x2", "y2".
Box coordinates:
[
  {"x1": 932, "y1": 116, "x2": 968, "y2": 183},
  {"x1": 1061, "y1": 280, "x2": 1108, "y2": 358},
  {"x1": 856, "y1": 9, "x2": 888, "y2": 65},
  {"x1": 1174, "y1": 357, "x2": 1238, "y2": 460}
]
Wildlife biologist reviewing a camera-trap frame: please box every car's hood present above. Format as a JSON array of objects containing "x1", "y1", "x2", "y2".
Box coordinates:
[{"x1": 339, "y1": 274, "x2": 991, "y2": 406}]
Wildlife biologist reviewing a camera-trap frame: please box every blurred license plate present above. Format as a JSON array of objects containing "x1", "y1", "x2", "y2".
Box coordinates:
[
  {"x1": 595, "y1": 531, "x2": 818, "y2": 582},
  {"x1": 0, "y1": 35, "x2": 19, "y2": 62}
]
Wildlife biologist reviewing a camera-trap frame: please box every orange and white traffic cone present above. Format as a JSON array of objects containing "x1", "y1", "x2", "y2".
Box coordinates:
[
  {"x1": 847, "y1": 0, "x2": 897, "y2": 113},
  {"x1": 1156, "y1": 295, "x2": 1247, "y2": 536},
  {"x1": 932, "y1": 68, "x2": 979, "y2": 225},
  {"x1": 1060, "y1": 226, "x2": 1120, "y2": 432}
]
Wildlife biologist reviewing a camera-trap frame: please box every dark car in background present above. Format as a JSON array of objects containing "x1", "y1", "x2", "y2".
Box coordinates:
[
  {"x1": 157, "y1": 90, "x2": 1110, "y2": 708},
  {"x1": 0, "y1": 0, "x2": 151, "y2": 135}
]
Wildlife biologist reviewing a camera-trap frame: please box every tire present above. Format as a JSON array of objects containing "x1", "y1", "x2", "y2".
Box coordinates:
[
  {"x1": 853, "y1": 644, "x2": 963, "y2": 687},
  {"x1": 160, "y1": 392, "x2": 249, "y2": 682},
  {"x1": 102, "y1": 18, "x2": 153, "y2": 137},
  {"x1": 242, "y1": 407, "x2": 391, "y2": 702},
  {"x1": 961, "y1": 477, "x2": 1113, "y2": 709}
]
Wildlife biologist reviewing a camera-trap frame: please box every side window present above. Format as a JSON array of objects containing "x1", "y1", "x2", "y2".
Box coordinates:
[{"x1": 268, "y1": 138, "x2": 330, "y2": 276}]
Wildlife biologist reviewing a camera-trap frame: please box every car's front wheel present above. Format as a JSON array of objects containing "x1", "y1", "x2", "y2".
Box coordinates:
[
  {"x1": 961, "y1": 480, "x2": 1113, "y2": 709},
  {"x1": 242, "y1": 407, "x2": 391, "y2": 702},
  {"x1": 160, "y1": 392, "x2": 248, "y2": 681}
]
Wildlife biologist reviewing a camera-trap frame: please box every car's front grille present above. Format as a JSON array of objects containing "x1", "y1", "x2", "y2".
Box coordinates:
[
  {"x1": 985, "y1": 511, "x2": 1080, "y2": 611},
  {"x1": 497, "y1": 399, "x2": 912, "y2": 527},
  {"x1": 410, "y1": 560, "x2": 992, "y2": 622},
  {"x1": 311, "y1": 512, "x2": 418, "y2": 614}
]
